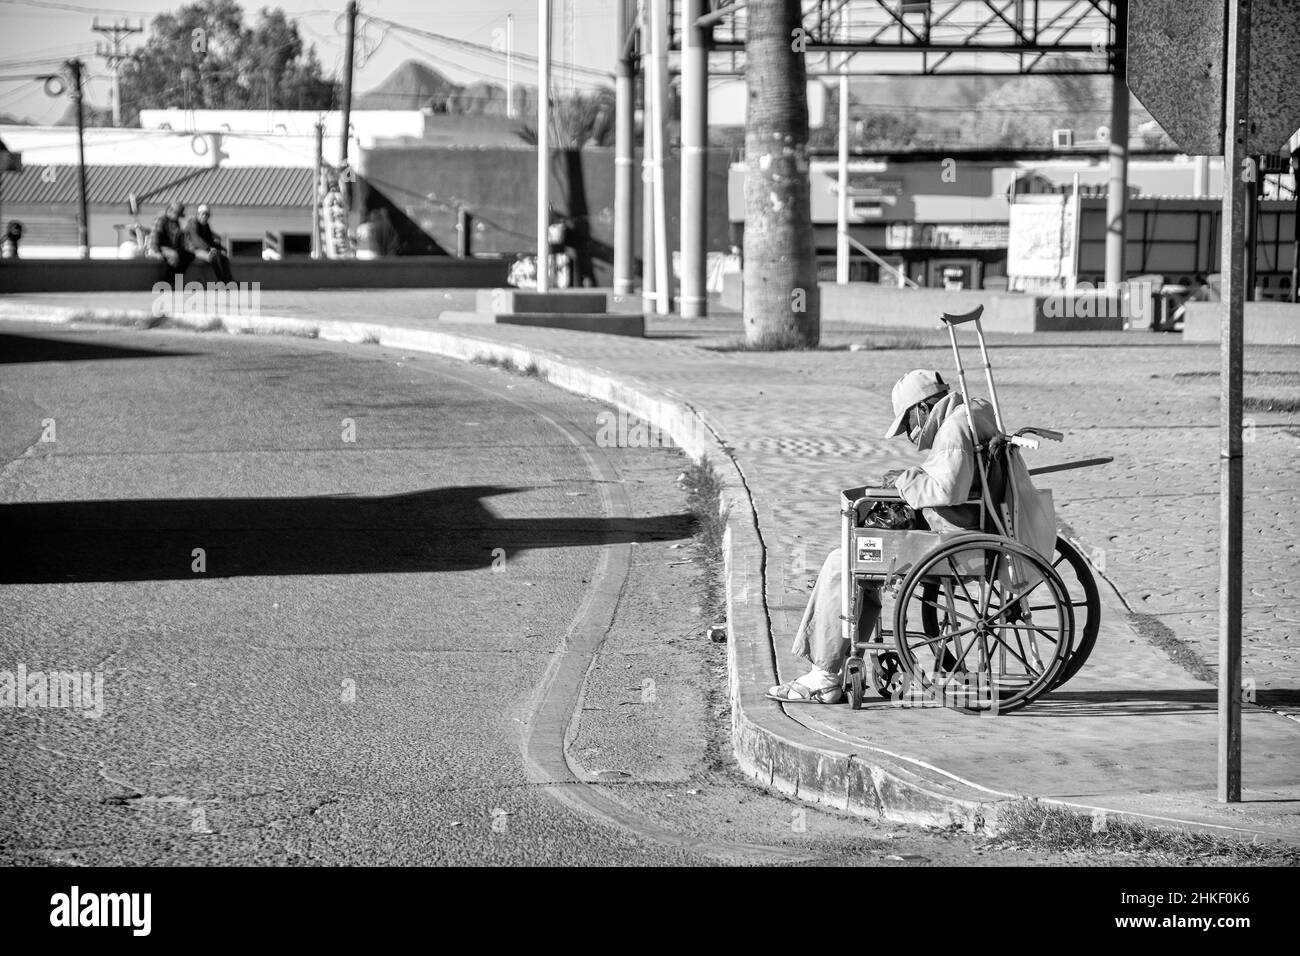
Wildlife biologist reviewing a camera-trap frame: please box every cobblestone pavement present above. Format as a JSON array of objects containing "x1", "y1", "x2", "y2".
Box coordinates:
[{"x1": 7, "y1": 291, "x2": 1296, "y2": 697}]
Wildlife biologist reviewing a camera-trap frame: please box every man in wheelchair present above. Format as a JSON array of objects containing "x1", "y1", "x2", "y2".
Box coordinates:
[{"x1": 766, "y1": 369, "x2": 1000, "y2": 704}]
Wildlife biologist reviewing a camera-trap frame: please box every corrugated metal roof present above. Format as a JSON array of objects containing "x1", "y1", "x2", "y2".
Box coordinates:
[{"x1": 0, "y1": 164, "x2": 313, "y2": 207}]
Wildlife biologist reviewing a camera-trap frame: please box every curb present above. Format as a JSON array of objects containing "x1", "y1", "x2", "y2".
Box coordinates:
[{"x1": 3, "y1": 303, "x2": 1294, "y2": 846}]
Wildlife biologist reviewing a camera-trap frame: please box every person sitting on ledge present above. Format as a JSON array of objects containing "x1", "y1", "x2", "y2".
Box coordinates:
[
  {"x1": 185, "y1": 203, "x2": 235, "y2": 283},
  {"x1": 149, "y1": 201, "x2": 191, "y2": 281}
]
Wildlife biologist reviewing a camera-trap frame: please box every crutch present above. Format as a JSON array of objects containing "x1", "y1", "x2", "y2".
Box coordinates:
[
  {"x1": 940, "y1": 307, "x2": 1044, "y2": 673},
  {"x1": 938, "y1": 306, "x2": 1008, "y2": 537}
]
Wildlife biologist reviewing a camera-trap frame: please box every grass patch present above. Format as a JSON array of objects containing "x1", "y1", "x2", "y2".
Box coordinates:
[
  {"x1": 1130, "y1": 612, "x2": 1217, "y2": 683},
  {"x1": 680, "y1": 457, "x2": 729, "y2": 628},
  {"x1": 853, "y1": 333, "x2": 926, "y2": 351},
  {"x1": 360, "y1": 330, "x2": 381, "y2": 345},
  {"x1": 64, "y1": 309, "x2": 167, "y2": 329},
  {"x1": 247, "y1": 321, "x2": 318, "y2": 338},
  {"x1": 993, "y1": 799, "x2": 1300, "y2": 865},
  {"x1": 705, "y1": 332, "x2": 926, "y2": 352},
  {"x1": 1244, "y1": 395, "x2": 1300, "y2": 413},
  {"x1": 470, "y1": 353, "x2": 545, "y2": 379}
]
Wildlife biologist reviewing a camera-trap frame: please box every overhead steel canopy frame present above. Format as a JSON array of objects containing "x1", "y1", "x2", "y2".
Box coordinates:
[
  {"x1": 666, "y1": 0, "x2": 1123, "y2": 76},
  {"x1": 628, "y1": 1, "x2": 1133, "y2": 317}
]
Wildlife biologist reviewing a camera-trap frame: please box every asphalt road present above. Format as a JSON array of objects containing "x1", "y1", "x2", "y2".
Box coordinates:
[
  {"x1": 0, "y1": 324, "x2": 1113, "y2": 867},
  {"x1": 0, "y1": 324, "x2": 711, "y2": 864}
]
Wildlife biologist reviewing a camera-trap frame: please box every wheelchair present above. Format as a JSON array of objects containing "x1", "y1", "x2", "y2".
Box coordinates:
[{"x1": 839, "y1": 306, "x2": 1102, "y2": 715}]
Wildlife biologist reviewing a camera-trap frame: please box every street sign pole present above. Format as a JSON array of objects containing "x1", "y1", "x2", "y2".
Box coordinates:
[{"x1": 1218, "y1": 0, "x2": 1250, "y2": 805}]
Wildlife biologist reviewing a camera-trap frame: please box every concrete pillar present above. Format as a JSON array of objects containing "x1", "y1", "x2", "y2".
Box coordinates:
[
  {"x1": 614, "y1": 0, "x2": 636, "y2": 295},
  {"x1": 836, "y1": 69, "x2": 850, "y2": 283},
  {"x1": 679, "y1": 0, "x2": 709, "y2": 317},
  {"x1": 537, "y1": 0, "x2": 551, "y2": 292},
  {"x1": 1105, "y1": 10, "x2": 1129, "y2": 291},
  {"x1": 648, "y1": 0, "x2": 671, "y2": 314},
  {"x1": 641, "y1": 6, "x2": 656, "y2": 308}
]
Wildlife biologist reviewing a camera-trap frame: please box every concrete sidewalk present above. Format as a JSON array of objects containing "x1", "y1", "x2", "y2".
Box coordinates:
[{"x1": 3, "y1": 290, "x2": 1298, "y2": 844}]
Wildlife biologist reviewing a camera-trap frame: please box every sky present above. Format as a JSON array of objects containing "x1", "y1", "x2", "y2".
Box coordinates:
[{"x1": 0, "y1": 0, "x2": 620, "y2": 123}]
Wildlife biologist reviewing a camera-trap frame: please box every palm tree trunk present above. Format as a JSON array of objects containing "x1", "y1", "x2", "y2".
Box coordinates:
[{"x1": 743, "y1": 0, "x2": 820, "y2": 348}]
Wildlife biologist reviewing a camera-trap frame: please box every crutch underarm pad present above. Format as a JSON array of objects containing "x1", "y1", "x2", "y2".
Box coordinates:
[{"x1": 939, "y1": 305, "x2": 985, "y2": 325}]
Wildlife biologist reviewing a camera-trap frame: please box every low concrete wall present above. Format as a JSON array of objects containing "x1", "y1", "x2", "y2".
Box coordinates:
[
  {"x1": 1183, "y1": 301, "x2": 1300, "y2": 345},
  {"x1": 441, "y1": 310, "x2": 645, "y2": 337},
  {"x1": 728, "y1": 279, "x2": 1125, "y2": 333},
  {"x1": 821, "y1": 283, "x2": 1044, "y2": 333},
  {"x1": 475, "y1": 289, "x2": 609, "y2": 314},
  {"x1": 0, "y1": 256, "x2": 510, "y2": 293}
]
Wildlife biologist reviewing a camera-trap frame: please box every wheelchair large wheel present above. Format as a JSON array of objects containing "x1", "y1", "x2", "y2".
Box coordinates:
[
  {"x1": 1047, "y1": 536, "x2": 1100, "y2": 687},
  {"x1": 895, "y1": 534, "x2": 1073, "y2": 714}
]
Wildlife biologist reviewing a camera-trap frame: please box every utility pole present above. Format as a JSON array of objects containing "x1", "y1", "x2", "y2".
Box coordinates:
[
  {"x1": 67, "y1": 58, "x2": 90, "y2": 260},
  {"x1": 338, "y1": 0, "x2": 358, "y2": 255},
  {"x1": 311, "y1": 120, "x2": 324, "y2": 259},
  {"x1": 92, "y1": 18, "x2": 143, "y2": 128}
]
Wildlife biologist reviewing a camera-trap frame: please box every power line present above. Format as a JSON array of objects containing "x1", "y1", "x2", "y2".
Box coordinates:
[
  {"x1": 0, "y1": 0, "x2": 144, "y2": 14},
  {"x1": 366, "y1": 14, "x2": 613, "y2": 82}
]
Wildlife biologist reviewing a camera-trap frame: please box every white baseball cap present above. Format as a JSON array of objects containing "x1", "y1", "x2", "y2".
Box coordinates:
[{"x1": 884, "y1": 369, "x2": 949, "y2": 439}]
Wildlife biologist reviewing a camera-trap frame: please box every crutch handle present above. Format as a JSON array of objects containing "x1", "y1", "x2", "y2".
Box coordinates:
[{"x1": 939, "y1": 305, "x2": 985, "y2": 326}]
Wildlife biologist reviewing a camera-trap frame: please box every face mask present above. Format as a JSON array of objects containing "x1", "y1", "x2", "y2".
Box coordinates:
[{"x1": 906, "y1": 405, "x2": 927, "y2": 443}]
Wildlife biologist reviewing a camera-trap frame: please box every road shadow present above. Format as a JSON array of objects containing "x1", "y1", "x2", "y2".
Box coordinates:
[
  {"x1": 0, "y1": 485, "x2": 693, "y2": 583},
  {"x1": 0, "y1": 333, "x2": 196, "y2": 365}
]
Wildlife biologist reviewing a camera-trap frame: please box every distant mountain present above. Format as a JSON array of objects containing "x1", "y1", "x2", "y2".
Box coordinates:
[
  {"x1": 53, "y1": 100, "x2": 113, "y2": 128},
  {"x1": 842, "y1": 66, "x2": 1170, "y2": 151},
  {"x1": 0, "y1": 113, "x2": 36, "y2": 126},
  {"x1": 357, "y1": 59, "x2": 535, "y2": 117}
]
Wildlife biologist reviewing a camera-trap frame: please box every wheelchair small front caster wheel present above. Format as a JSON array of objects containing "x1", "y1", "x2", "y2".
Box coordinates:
[
  {"x1": 871, "y1": 652, "x2": 904, "y2": 698},
  {"x1": 843, "y1": 660, "x2": 865, "y2": 710},
  {"x1": 847, "y1": 669, "x2": 865, "y2": 710}
]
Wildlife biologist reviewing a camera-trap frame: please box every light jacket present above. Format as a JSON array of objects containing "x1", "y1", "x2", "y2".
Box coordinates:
[{"x1": 894, "y1": 391, "x2": 998, "y2": 510}]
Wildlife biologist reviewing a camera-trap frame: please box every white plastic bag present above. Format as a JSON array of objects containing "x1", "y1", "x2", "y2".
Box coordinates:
[{"x1": 1007, "y1": 449, "x2": 1057, "y2": 560}]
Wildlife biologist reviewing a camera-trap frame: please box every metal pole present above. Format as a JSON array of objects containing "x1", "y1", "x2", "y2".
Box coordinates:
[
  {"x1": 1104, "y1": 1, "x2": 1129, "y2": 292},
  {"x1": 537, "y1": 0, "x2": 552, "y2": 293},
  {"x1": 641, "y1": 1, "x2": 656, "y2": 308},
  {"x1": 1244, "y1": 158, "x2": 1259, "y2": 300},
  {"x1": 836, "y1": 14, "x2": 850, "y2": 284},
  {"x1": 68, "y1": 59, "x2": 89, "y2": 260},
  {"x1": 1218, "y1": 0, "x2": 1250, "y2": 805},
  {"x1": 457, "y1": 205, "x2": 470, "y2": 258},
  {"x1": 648, "y1": 0, "x2": 670, "y2": 314},
  {"x1": 1070, "y1": 171, "x2": 1081, "y2": 288},
  {"x1": 339, "y1": 0, "x2": 358, "y2": 256},
  {"x1": 1291, "y1": 148, "x2": 1299, "y2": 303},
  {"x1": 614, "y1": 0, "x2": 636, "y2": 295},
  {"x1": 311, "y1": 120, "x2": 323, "y2": 259},
  {"x1": 506, "y1": 13, "x2": 515, "y2": 119},
  {"x1": 679, "y1": 0, "x2": 708, "y2": 317}
]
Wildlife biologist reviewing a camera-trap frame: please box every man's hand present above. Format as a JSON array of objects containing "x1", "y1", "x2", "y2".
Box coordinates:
[{"x1": 879, "y1": 469, "x2": 905, "y2": 487}]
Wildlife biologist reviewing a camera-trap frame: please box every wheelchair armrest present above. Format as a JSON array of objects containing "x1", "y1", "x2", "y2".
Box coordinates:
[{"x1": 1016, "y1": 426, "x2": 1063, "y2": 442}]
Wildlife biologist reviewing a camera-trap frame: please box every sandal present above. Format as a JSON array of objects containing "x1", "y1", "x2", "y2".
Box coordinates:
[{"x1": 765, "y1": 681, "x2": 844, "y2": 704}]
